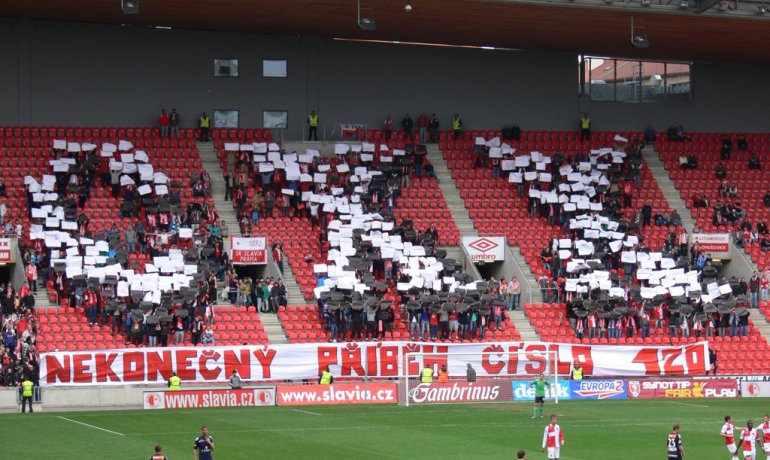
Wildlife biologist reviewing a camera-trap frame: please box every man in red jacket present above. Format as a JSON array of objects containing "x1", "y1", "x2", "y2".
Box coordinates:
[{"x1": 159, "y1": 109, "x2": 170, "y2": 137}]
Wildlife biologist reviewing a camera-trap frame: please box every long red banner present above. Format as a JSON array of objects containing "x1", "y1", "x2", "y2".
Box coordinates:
[{"x1": 39, "y1": 341, "x2": 710, "y2": 386}]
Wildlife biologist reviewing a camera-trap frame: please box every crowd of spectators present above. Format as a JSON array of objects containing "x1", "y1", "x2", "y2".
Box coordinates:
[
  {"x1": 14, "y1": 138, "x2": 234, "y2": 351},
  {"x1": 222, "y1": 140, "x2": 439, "y2": 241},
  {"x1": 463, "y1": 125, "x2": 770, "y2": 345},
  {"x1": 227, "y1": 270, "x2": 287, "y2": 313},
  {"x1": 0, "y1": 283, "x2": 39, "y2": 386},
  {"x1": 320, "y1": 274, "x2": 523, "y2": 343}
]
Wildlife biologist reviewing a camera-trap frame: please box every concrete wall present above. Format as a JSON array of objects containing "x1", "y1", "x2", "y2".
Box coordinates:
[{"x1": 0, "y1": 18, "x2": 768, "y2": 138}]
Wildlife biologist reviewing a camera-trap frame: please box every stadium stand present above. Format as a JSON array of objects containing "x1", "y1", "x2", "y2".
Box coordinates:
[
  {"x1": 657, "y1": 132, "x2": 770, "y2": 269},
  {"x1": 0, "y1": 127, "x2": 276, "y2": 356},
  {"x1": 441, "y1": 129, "x2": 673, "y2": 278},
  {"x1": 212, "y1": 129, "x2": 460, "y2": 304}
]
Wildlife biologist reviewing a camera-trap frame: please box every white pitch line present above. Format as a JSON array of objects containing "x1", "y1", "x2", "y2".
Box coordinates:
[
  {"x1": 126, "y1": 420, "x2": 718, "y2": 437},
  {"x1": 57, "y1": 416, "x2": 125, "y2": 436},
  {"x1": 668, "y1": 401, "x2": 710, "y2": 408},
  {"x1": 292, "y1": 409, "x2": 323, "y2": 416}
]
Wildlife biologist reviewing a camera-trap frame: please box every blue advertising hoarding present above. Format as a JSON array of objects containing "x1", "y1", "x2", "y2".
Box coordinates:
[
  {"x1": 569, "y1": 379, "x2": 628, "y2": 400},
  {"x1": 512, "y1": 379, "x2": 571, "y2": 401}
]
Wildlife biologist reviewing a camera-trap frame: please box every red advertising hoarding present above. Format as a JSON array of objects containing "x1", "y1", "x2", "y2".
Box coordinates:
[
  {"x1": 407, "y1": 381, "x2": 509, "y2": 404},
  {"x1": 627, "y1": 378, "x2": 738, "y2": 399},
  {"x1": 143, "y1": 387, "x2": 276, "y2": 409},
  {"x1": 276, "y1": 383, "x2": 398, "y2": 406}
]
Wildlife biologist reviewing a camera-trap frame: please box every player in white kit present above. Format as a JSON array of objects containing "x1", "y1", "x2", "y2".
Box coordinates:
[
  {"x1": 739, "y1": 419, "x2": 758, "y2": 460},
  {"x1": 757, "y1": 414, "x2": 770, "y2": 456},
  {"x1": 541, "y1": 414, "x2": 564, "y2": 460},
  {"x1": 721, "y1": 415, "x2": 739, "y2": 460}
]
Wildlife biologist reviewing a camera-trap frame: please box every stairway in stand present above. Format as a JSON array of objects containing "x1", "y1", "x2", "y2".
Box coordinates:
[
  {"x1": 428, "y1": 144, "x2": 541, "y2": 340},
  {"x1": 33, "y1": 285, "x2": 57, "y2": 310},
  {"x1": 426, "y1": 145, "x2": 477, "y2": 237},
  {"x1": 196, "y1": 141, "x2": 307, "y2": 308},
  {"x1": 196, "y1": 142, "x2": 237, "y2": 254},
  {"x1": 644, "y1": 145, "x2": 696, "y2": 233},
  {"x1": 259, "y1": 313, "x2": 289, "y2": 344}
]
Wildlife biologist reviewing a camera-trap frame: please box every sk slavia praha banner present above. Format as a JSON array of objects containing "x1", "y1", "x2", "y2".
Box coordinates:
[{"x1": 40, "y1": 341, "x2": 710, "y2": 386}]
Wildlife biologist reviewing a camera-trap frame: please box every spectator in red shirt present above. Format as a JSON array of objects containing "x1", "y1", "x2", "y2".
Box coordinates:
[
  {"x1": 417, "y1": 113, "x2": 429, "y2": 144},
  {"x1": 429, "y1": 311, "x2": 439, "y2": 340},
  {"x1": 159, "y1": 109, "x2": 170, "y2": 137}
]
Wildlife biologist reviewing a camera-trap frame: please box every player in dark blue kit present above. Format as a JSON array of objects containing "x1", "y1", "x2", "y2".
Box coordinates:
[
  {"x1": 667, "y1": 424, "x2": 684, "y2": 459},
  {"x1": 194, "y1": 425, "x2": 215, "y2": 460}
]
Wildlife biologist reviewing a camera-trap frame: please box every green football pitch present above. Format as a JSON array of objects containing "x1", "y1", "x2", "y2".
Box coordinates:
[{"x1": 3, "y1": 398, "x2": 764, "y2": 459}]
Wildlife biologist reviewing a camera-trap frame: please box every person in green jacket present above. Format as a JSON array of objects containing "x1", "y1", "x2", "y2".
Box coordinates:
[
  {"x1": 261, "y1": 282, "x2": 271, "y2": 313},
  {"x1": 530, "y1": 373, "x2": 550, "y2": 419}
]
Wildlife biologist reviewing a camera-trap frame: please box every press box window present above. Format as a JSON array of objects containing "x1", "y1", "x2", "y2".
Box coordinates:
[
  {"x1": 213, "y1": 110, "x2": 239, "y2": 128},
  {"x1": 214, "y1": 59, "x2": 239, "y2": 77},
  {"x1": 263, "y1": 111, "x2": 288, "y2": 129},
  {"x1": 263, "y1": 60, "x2": 287, "y2": 78}
]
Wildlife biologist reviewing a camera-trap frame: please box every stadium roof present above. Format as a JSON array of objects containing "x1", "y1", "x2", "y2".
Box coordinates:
[{"x1": 3, "y1": 0, "x2": 770, "y2": 64}]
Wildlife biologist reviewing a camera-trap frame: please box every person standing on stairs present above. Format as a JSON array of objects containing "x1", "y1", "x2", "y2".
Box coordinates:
[
  {"x1": 223, "y1": 170, "x2": 232, "y2": 202},
  {"x1": 272, "y1": 241, "x2": 285, "y2": 275}
]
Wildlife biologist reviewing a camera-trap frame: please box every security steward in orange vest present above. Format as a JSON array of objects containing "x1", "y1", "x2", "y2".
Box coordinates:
[{"x1": 437, "y1": 365, "x2": 449, "y2": 383}]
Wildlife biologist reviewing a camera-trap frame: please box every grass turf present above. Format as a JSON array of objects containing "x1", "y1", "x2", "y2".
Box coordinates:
[{"x1": 2, "y1": 398, "x2": 762, "y2": 459}]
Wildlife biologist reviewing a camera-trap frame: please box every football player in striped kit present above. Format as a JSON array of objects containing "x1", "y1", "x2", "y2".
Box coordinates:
[
  {"x1": 721, "y1": 415, "x2": 740, "y2": 460},
  {"x1": 541, "y1": 414, "x2": 564, "y2": 460}
]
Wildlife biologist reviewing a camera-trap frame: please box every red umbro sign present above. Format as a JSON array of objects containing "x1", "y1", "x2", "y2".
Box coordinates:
[{"x1": 462, "y1": 237, "x2": 505, "y2": 262}]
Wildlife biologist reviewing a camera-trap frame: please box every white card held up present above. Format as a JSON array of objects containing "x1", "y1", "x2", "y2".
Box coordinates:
[
  {"x1": 137, "y1": 184, "x2": 152, "y2": 195},
  {"x1": 134, "y1": 150, "x2": 149, "y2": 162},
  {"x1": 336, "y1": 163, "x2": 350, "y2": 173},
  {"x1": 334, "y1": 144, "x2": 349, "y2": 155},
  {"x1": 119, "y1": 140, "x2": 133, "y2": 151}
]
